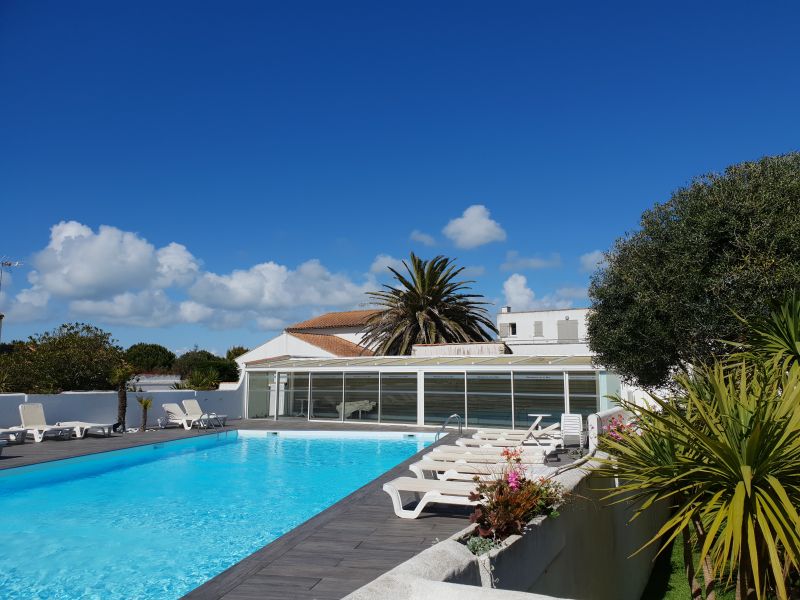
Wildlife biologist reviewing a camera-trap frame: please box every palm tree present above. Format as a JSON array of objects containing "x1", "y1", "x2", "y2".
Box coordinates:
[
  {"x1": 362, "y1": 253, "x2": 497, "y2": 355},
  {"x1": 110, "y1": 362, "x2": 135, "y2": 431}
]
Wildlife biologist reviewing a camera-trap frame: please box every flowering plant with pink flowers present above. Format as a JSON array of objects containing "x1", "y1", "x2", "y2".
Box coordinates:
[
  {"x1": 468, "y1": 447, "x2": 563, "y2": 540},
  {"x1": 598, "y1": 414, "x2": 637, "y2": 450}
]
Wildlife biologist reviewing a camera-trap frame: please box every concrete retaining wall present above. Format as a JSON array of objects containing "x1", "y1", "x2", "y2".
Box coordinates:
[
  {"x1": 0, "y1": 386, "x2": 244, "y2": 429},
  {"x1": 347, "y1": 455, "x2": 668, "y2": 600}
]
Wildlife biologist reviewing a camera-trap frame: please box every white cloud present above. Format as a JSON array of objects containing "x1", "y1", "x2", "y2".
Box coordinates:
[
  {"x1": 178, "y1": 300, "x2": 214, "y2": 323},
  {"x1": 370, "y1": 254, "x2": 405, "y2": 274},
  {"x1": 70, "y1": 290, "x2": 177, "y2": 327},
  {"x1": 502, "y1": 274, "x2": 576, "y2": 311},
  {"x1": 26, "y1": 221, "x2": 200, "y2": 299},
  {"x1": 503, "y1": 274, "x2": 537, "y2": 310},
  {"x1": 442, "y1": 205, "x2": 506, "y2": 249},
  {"x1": 6, "y1": 287, "x2": 51, "y2": 322},
  {"x1": 7, "y1": 221, "x2": 380, "y2": 331},
  {"x1": 500, "y1": 251, "x2": 562, "y2": 271},
  {"x1": 579, "y1": 250, "x2": 606, "y2": 273},
  {"x1": 256, "y1": 316, "x2": 286, "y2": 330},
  {"x1": 410, "y1": 230, "x2": 436, "y2": 246},
  {"x1": 189, "y1": 259, "x2": 373, "y2": 311},
  {"x1": 154, "y1": 243, "x2": 200, "y2": 287}
]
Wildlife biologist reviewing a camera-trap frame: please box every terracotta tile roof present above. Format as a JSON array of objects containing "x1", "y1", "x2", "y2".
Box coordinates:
[
  {"x1": 286, "y1": 309, "x2": 379, "y2": 331},
  {"x1": 288, "y1": 332, "x2": 374, "y2": 357}
]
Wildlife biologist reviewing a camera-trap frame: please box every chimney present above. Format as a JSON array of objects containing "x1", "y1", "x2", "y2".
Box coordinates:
[{"x1": 500, "y1": 306, "x2": 511, "y2": 314}]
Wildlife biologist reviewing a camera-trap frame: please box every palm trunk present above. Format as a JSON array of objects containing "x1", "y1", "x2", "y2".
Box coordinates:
[
  {"x1": 683, "y1": 527, "x2": 703, "y2": 600},
  {"x1": 117, "y1": 385, "x2": 127, "y2": 430},
  {"x1": 736, "y1": 532, "x2": 755, "y2": 600},
  {"x1": 141, "y1": 407, "x2": 148, "y2": 432},
  {"x1": 693, "y1": 517, "x2": 716, "y2": 600}
]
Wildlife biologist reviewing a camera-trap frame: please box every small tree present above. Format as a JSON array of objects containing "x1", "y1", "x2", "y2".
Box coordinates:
[
  {"x1": 137, "y1": 396, "x2": 153, "y2": 432},
  {"x1": 0, "y1": 323, "x2": 123, "y2": 393},
  {"x1": 125, "y1": 343, "x2": 176, "y2": 373},
  {"x1": 588, "y1": 153, "x2": 800, "y2": 387},
  {"x1": 110, "y1": 363, "x2": 135, "y2": 431},
  {"x1": 226, "y1": 346, "x2": 249, "y2": 361}
]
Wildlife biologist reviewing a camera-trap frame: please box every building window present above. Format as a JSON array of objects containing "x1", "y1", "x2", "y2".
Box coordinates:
[
  {"x1": 557, "y1": 319, "x2": 579, "y2": 343},
  {"x1": 533, "y1": 321, "x2": 543, "y2": 337},
  {"x1": 509, "y1": 323, "x2": 517, "y2": 336}
]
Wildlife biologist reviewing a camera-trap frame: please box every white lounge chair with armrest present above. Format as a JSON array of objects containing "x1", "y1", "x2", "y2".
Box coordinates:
[
  {"x1": 56, "y1": 420, "x2": 114, "y2": 438},
  {"x1": 383, "y1": 477, "x2": 479, "y2": 519},
  {"x1": 473, "y1": 421, "x2": 561, "y2": 441},
  {"x1": 456, "y1": 432, "x2": 563, "y2": 449},
  {"x1": 161, "y1": 403, "x2": 198, "y2": 430},
  {"x1": 561, "y1": 413, "x2": 587, "y2": 448},
  {"x1": 411, "y1": 459, "x2": 553, "y2": 481},
  {"x1": 181, "y1": 399, "x2": 227, "y2": 428},
  {"x1": 11, "y1": 404, "x2": 74, "y2": 442},
  {"x1": 432, "y1": 443, "x2": 556, "y2": 456},
  {"x1": 0, "y1": 428, "x2": 28, "y2": 445}
]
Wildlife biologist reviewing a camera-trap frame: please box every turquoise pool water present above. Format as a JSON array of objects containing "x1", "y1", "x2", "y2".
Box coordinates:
[{"x1": 0, "y1": 430, "x2": 430, "y2": 599}]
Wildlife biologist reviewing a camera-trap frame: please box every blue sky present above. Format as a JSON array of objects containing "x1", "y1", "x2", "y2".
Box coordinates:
[{"x1": 1, "y1": 1, "x2": 799, "y2": 354}]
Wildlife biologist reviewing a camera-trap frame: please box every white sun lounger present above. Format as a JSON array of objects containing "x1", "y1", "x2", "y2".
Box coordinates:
[
  {"x1": 410, "y1": 460, "x2": 554, "y2": 481},
  {"x1": 0, "y1": 428, "x2": 28, "y2": 445},
  {"x1": 161, "y1": 403, "x2": 198, "y2": 430},
  {"x1": 56, "y1": 421, "x2": 114, "y2": 439},
  {"x1": 433, "y1": 444, "x2": 555, "y2": 456},
  {"x1": 11, "y1": 404, "x2": 74, "y2": 443},
  {"x1": 473, "y1": 421, "x2": 561, "y2": 441},
  {"x1": 181, "y1": 399, "x2": 227, "y2": 428},
  {"x1": 428, "y1": 451, "x2": 550, "y2": 464},
  {"x1": 383, "y1": 477, "x2": 479, "y2": 519}
]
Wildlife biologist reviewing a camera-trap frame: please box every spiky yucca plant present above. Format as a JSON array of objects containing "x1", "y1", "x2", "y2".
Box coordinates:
[
  {"x1": 361, "y1": 253, "x2": 497, "y2": 355},
  {"x1": 594, "y1": 295, "x2": 800, "y2": 600}
]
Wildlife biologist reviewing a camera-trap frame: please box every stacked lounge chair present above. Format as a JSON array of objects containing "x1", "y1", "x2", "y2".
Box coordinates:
[{"x1": 383, "y1": 422, "x2": 564, "y2": 519}]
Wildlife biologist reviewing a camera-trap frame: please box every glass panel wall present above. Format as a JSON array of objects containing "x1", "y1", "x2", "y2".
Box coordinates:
[
  {"x1": 568, "y1": 372, "x2": 598, "y2": 419},
  {"x1": 247, "y1": 372, "x2": 271, "y2": 418},
  {"x1": 309, "y1": 372, "x2": 343, "y2": 420},
  {"x1": 344, "y1": 372, "x2": 379, "y2": 421},
  {"x1": 512, "y1": 372, "x2": 564, "y2": 428},
  {"x1": 424, "y1": 373, "x2": 465, "y2": 426},
  {"x1": 466, "y1": 372, "x2": 512, "y2": 429},
  {"x1": 281, "y1": 372, "x2": 309, "y2": 418},
  {"x1": 380, "y1": 372, "x2": 417, "y2": 423}
]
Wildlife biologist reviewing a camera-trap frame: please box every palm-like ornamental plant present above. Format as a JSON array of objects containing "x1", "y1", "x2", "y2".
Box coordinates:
[
  {"x1": 361, "y1": 253, "x2": 497, "y2": 355},
  {"x1": 595, "y1": 297, "x2": 800, "y2": 600}
]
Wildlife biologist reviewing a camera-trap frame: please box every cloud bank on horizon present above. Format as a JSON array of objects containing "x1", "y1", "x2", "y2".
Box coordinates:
[{"x1": 3, "y1": 206, "x2": 604, "y2": 339}]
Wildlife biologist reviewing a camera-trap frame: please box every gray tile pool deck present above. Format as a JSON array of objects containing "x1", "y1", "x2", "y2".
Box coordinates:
[{"x1": 0, "y1": 419, "x2": 576, "y2": 599}]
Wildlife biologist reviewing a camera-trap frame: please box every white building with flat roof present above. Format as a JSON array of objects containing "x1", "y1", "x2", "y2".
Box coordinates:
[{"x1": 496, "y1": 306, "x2": 591, "y2": 356}]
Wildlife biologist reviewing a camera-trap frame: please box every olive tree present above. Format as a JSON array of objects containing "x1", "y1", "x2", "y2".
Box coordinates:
[{"x1": 588, "y1": 153, "x2": 800, "y2": 387}]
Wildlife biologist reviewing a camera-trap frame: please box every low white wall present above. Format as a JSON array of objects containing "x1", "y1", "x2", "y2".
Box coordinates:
[
  {"x1": 347, "y1": 455, "x2": 668, "y2": 600},
  {"x1": 587, "y1": 406, "x2": 633, "y2": 451},
  {"x1": 0, "y1": 387, "x2": 244, "y2": 429}
]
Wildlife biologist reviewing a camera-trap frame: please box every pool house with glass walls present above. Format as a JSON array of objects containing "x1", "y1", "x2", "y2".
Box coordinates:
[{"x1": 243, "y1": 355, "x2": 622, "y2": 429}]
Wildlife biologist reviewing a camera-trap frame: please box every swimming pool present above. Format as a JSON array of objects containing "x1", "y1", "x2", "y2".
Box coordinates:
[{"x1": 0, "y1": 430, "x2": 432, "y2": 599}]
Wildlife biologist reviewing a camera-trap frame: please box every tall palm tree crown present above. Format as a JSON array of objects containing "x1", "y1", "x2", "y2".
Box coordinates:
[{"x1": 362, "y1": 253, "x2": 498, "y2": 355}]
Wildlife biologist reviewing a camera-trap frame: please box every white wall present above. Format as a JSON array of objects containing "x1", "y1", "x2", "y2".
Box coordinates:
[
  {"x1": 235, "y1": 332, "x2": 335, "y2": 372},
  {"x1": 497, "y1": 308, "x2": 590, "y2": 356},
  {"x1": 0, "y1": 387, "x2": 244, "y2": 429}
]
